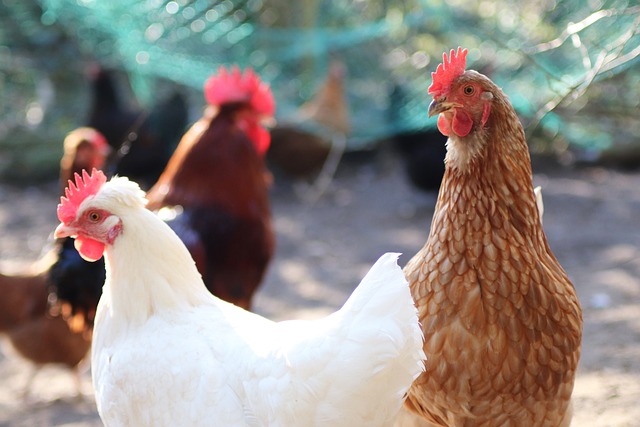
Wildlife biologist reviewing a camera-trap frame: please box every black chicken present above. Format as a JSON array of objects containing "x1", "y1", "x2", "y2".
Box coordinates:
[
  {"x1": 87, "y1": 66, "x2": 189, "y2": 189},
  {"x1": 388, "y1": 82, "x2": 447, "y2": 193}
]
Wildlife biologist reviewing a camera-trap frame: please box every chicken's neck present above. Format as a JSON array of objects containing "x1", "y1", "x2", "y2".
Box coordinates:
[
  {"x1": 101, "y1": 208, "x2": 212, "y2": 326},
  {"x1": 431, "y1": 111, "x2": 548, "y2": 271},
  {"x1": 438, "y1": 154, "x2": 539, "y2": 232},
  {"x1": 410, "y1": 117, "x2": 551, "y2": 335},
  {"x1": 447, "y1": 93, "x2": 541, "y2": 220}
]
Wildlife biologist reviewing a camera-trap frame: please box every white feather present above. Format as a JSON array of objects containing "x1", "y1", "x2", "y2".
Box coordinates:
[{"x1": 84, "y1": 177, "x2": 425, "y2": 427}]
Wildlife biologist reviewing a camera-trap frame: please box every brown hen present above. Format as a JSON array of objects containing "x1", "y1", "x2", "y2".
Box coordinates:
[
  {"x1": 0, "y1": 263, "x2": 90, "y2": 398},
  {"x1": 401, "y1": 48, "x2": 582, "y2": 426}
]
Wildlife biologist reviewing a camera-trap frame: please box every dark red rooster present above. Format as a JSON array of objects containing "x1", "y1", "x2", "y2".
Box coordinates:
[{"x1": 146, "y1": 66, "x2": 275, "y2": 310}]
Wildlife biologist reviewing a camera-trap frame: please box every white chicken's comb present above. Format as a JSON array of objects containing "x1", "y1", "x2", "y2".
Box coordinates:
[{"x1": 57, "y1": 168, "x2": 107, "y2": 224}]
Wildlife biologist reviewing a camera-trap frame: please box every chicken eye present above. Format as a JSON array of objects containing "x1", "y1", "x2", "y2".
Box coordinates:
[
  {"x1": 88, "y1": 211, "x2": 101, "y2": 222},
  {"x1": 463, "y1": 85, "x2": 475, "y2": 96}
]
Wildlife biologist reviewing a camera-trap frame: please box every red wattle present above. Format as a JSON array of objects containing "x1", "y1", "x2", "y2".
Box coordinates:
[
  {"x1": 238, "y1": 118, "x2": 270, "y2": 157},
  {"x1": 75, "y1": 236, "x2": 106, "y2": 262},
  {"x1": 437, "y1": 114, "x2": 451, "y2": 136},
  {"x1": 452, "y1": 109, "x2": 473, "y2": 137},
  {"x1": 252, "y1": 127, "x2": 270, "y2": 156}
]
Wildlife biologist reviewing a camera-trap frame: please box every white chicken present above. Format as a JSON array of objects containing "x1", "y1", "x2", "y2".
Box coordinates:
[{"x1": 54, "y1": 169, "x2": 425, "y2": 427}]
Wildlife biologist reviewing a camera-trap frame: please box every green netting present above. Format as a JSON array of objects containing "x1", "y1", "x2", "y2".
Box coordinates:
[{"x1": 2, "y1": 0, "x2": 640, "y2": 157}]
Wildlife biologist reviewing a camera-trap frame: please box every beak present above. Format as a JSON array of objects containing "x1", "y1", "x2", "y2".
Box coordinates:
[
  {"x1": 54, "y1": 223, "x2": 75, "y2": 239},
  {"x1": 428, "y1": 98, "x2": 461, "y2": 118}
]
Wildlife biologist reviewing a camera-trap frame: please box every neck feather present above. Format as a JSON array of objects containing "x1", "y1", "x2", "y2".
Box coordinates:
[
  {"x1": 101, "y1": 208, "x2": 211, "y2": 325},
  {"x1": 432, "y1": 99, "x2": 546, "y2": 252}
]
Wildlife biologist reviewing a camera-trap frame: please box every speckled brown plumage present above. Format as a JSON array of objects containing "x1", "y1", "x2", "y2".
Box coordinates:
[{"x1": 403, "y1": 66, "x2": 582, "y2": 426}]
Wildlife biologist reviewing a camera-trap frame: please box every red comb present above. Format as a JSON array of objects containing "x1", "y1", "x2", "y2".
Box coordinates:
[
  {"x1": 57, "y1": 168, "x2": 107, "y2": 223},
  {"x1": 203, "y1": 66, "x2": 275, "y2": 116},
  {"x1": 428, "y1": 47, "x2": 468, "y2": 97}
]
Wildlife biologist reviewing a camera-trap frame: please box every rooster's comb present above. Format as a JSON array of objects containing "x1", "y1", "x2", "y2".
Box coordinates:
[
  {"x1": 428, "y1": 47, "x2": 468, "y2": 97},
  {"x1": 57, "y1": 168, "x2": 107, "y2": 224},
  {"x1": 203, "y1": 66, "x2": 275, "y2": 116}
]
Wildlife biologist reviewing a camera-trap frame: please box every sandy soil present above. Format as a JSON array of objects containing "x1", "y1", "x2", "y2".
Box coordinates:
[{"x1": 0, "y1": 153, "x2": 638, "y2": 426}]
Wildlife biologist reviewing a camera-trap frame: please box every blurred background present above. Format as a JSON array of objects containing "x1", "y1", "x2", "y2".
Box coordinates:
[
  {"x1": 1, "y1": 0, "x2": 639, "y2": 182},
  {"x1": 0, "y1": 0, "x2": 639, "y2": 426}
]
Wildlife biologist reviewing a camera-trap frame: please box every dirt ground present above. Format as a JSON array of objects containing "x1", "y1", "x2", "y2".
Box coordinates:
[{"x1": 0, "y1": 152, "x2": 638, "y2": 427}]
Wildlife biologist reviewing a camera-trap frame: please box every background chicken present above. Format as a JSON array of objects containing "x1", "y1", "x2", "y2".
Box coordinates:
[
  {"x1": 391, "y1": 127, "x2": 447, "y2": 193},
  {"x1": 54, "y1": 169, "x2": 424, "y2": 427},
  {"x1": 401, "y1": 48, "x2": 582, "y2": 426},
  {"x1": 0, "y1": 127, "x2": 113, "y2": 398},
  {"x1": 0, "y1": 265, "x2": 90, "y2": 399},
  {"x1": 145, "y1": 66, "x2": 275, "y2": 310},
  {"x1": 0, "y1": 128, "x2": 111, "y2": 397},
  {"x1": 49, "y1": 128, "x2": 110, "y2": 333},
  {"x1": 268, "y1": 61, "x2": 350, "y2": 200},
  {"x1": 388, "y1": 82, "x2": 447, "y2": 193},
  {"x1": 45, "y1": 67, "x2": 190, "y2": 331},
  {"x1": 87, "y1": 65, "x2": 189, "y2": 189},
  {"x1": 59, "y1": 127, "x2": 111, "y2": 195}
]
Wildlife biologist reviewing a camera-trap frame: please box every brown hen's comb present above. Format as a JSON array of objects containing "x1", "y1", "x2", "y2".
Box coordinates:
[
  {"x1": 428, "y1": 47, "x2": 468, "y2": 97},
  {"x1": 58, "y1": 168, "x2": 107, "y2": 224},
  {"x1": 203, "y1": 66, "x2": 275, "y2": 116}
]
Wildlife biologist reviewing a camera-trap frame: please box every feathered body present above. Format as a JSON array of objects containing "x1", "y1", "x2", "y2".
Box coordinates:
[
  {"x1": 146, "y1": 67, "x2": 274, "y2": 309},
  {"x1": 0, "y1": 270, "x2": 48, "y2": 333},
  {"x1": 0, "y1": 265, "x2": 89, "y2": 395},
  {"x1": 48, "y1": 236, "x2": 106, "y2": 331},
  {"x1": 55, "y1": 170, "x2": 424, "y2": 427},
  {"x1": 403, "y1": 48, "x2": 582, "y2": 426}
]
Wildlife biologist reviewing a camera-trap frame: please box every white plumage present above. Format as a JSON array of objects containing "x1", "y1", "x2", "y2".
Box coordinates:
[{"x1": 55, "y1": 175, "x2": 425, "y2": 427}]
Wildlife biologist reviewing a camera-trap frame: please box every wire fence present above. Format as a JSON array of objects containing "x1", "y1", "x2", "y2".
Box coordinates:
[{"x1": 1, "y1": 0, "x2": 639, "y2": 178}]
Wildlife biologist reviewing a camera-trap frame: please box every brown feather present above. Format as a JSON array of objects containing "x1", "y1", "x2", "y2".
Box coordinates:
[{"x1": 0, "y1": 269, "x2": 90, "y2": 382}]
